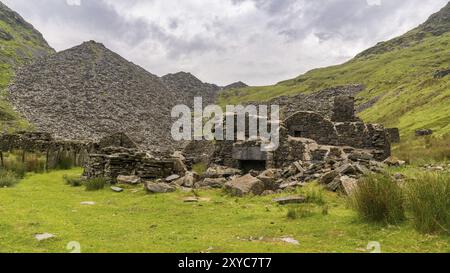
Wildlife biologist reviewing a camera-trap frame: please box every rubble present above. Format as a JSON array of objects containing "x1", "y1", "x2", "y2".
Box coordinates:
[{"x1": 224, "y1": 174, "x2": 265, "y2": 197}]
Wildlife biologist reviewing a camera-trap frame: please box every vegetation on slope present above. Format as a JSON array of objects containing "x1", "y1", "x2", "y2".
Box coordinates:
[
  {"x1": 0, "y1": 2, "x2": 54, "y2": 132},
  {"x1": 219, "y1": 3, "x2": 450, "y2": 139}
]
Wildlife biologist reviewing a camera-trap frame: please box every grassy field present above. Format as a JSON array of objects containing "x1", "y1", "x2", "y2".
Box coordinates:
[{"x1": 0, "y1": 168, "x2": 448, "y2": 253}]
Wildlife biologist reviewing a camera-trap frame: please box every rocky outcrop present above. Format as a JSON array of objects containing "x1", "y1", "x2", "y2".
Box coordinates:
[
  {"x1": 223, "y1": 81, "x2": 248, "y2": 90},
  {"x1": 160, "y1": 71, "x2": 220, "y2": 107}
]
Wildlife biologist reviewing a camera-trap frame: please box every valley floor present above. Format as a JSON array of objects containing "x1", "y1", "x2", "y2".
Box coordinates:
[{"x1": 0, "y1": 169, "x2": 448, "y2": 253}]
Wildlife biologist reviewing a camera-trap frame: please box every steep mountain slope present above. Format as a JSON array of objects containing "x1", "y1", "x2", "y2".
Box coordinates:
[
  {"x1": 219, "y1": 2, "x2": 450, "y2": 138},
  {"x1": 8, "y1": 41, "x2": 182, "y2": 151},
  {"x1": 160, "y1": 71, "x2": 220, "y2": 106},
  {"x1": 0, "y1": 1, "x2": 54, "y2": 131}
]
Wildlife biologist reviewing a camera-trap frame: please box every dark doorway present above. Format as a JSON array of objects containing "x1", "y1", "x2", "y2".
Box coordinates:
[
  {"x1": 294, "y1": 131, "x2": 303, "y2": 137},
  {"x1": 239, "y1": 160, "x2": 266, "y2": 173}
]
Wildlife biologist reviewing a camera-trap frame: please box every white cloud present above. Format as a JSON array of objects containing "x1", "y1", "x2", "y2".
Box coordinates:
[{"x1": 2, "y1": 0, "x2": 448, "y2": 86}]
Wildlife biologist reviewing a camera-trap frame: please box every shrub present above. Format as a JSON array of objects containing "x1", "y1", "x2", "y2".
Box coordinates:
[
  {"x1": 24, "y1": 154, "x2": 46, "y2": 173},
  {"x1": 0, "y1": 169, "x2": 20, "y2": 188},
  {"x1": 286, "y1": 205, "x2": 314, "y2": 219},
  {"x1": 64, "y1": 175, "x2": 84, "y2": 187},
  {"x1": 304, "y1": 187, "x2": 326, "y2": 205},
  {"x1": 3, "y1": 157, "x2": 26, "y2": 178},
  {"x1": 84, "y1": 178, "x2": 108, "y2": 191},
  {"x1": 56, "y1": 154, "x2": 75, "y2": 170},
  {"x1": 405, "y1": 172, "x2": 450, "y2": 234},
  {"x1": 351, "y1": 174, "x2": 405, "y2": 225}
]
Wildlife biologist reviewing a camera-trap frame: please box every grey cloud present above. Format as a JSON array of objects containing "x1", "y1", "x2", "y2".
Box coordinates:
[{"x1": 3, "y1": 0, "x2": 449, "y2": 85}]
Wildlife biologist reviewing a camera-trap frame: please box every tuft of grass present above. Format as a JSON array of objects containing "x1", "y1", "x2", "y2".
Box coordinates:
[
  {"x1": 2, "y1": 156, "x2": 26, "y2": 178},
  {"x1": 84, "y1": 177, "x2": 108, "y2": 191},
  {"x1": 351, "y1": 174, "x2": 405, "y2": 225},
  {"x1": 192, "y1": 163, "x2": 207, "y2": 176},
  {"x1": 304, "y1": 187, "x2": 326, "y2": 206},
  {"x1": 286, "y1": 205, "x2": 314, "y2": 220},
  {"x1": 405, "y1": 172, "x2": 450, "y2": 234},
  {"x1": 0, "y1": 169, "x2": 20, "y2": 188},
  {"x1": 63, "y1": 174, "x2": 84, "y2": 187}
]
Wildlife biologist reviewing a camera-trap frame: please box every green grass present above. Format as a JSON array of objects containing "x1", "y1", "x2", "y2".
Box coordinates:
[
  {"x1": 405, "y1": 172, "x2": 450, "y2": 234},
  {"x1": 0, "y1": 169, "x2": 448, "y2": 253}
]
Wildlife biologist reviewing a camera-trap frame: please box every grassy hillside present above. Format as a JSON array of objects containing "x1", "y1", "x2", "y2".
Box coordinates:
[
  {"x1": 219, "y1": 3, "x2": 450, "y2": 139},
  {"x1": 0, "y1": 2, "x2": 54, "y2": 132}
]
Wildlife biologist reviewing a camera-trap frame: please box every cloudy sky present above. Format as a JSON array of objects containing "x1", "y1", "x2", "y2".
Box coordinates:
[{"x1": 3, "y1": 0, "x2": 448, "y2": 85}]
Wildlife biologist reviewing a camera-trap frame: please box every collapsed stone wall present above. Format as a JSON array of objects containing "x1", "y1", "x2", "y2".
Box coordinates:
[
  {"x1": 83, "y1": 147, "x2": 182, "y2": 183},
  {"x1": 284, "y1": 111, "x2": 390, "y2": 160},
  {"x1": 245, "y1": 85, "x2": 364, "y2": 119},
  {"x1": 212, "y1": 95, "x2": 392, "y2": 171},
  {"x1": 0, "y1": 132, "x2": 94, "y2": 168}
]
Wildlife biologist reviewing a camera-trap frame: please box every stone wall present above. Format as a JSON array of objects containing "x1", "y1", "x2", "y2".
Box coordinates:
[
  {"x1": 0, "y1": 132, "x2": 94, "y2": 168},
  {"x1": 83, "y1": 147, "x2": 180, "y2": 183},
  {"x1": 386, "y1": 128, "x2": 400, "y2": 143},
  {"x1": 284, "y1": 111, "x2": 390, "y2": 160}
]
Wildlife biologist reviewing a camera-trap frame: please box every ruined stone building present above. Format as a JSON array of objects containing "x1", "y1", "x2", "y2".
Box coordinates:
[{"x1": 211, "y1": 96, "x2": 393, "y2": 173}]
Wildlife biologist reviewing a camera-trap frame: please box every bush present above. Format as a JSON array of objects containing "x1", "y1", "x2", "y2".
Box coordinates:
[
  {"x1": 24, "y1": 154, "x2": 46, "y2": 173},
  {"x1": 84, "y1": 178, "x2": 108, "y2": 191},
  {"x1": 64, "y1": 175, "x2": 84, "y2": 187},
  {"x1": 351, "y1": 174, "x2": 405, "y2": 225},
  {"x1": 0, "y1": 169, "x2": 20, "y2": 188},
  {"x1": 3, "y1": 157, "x2": 26, "y2": 178},
  {"x1": 405, "y1": 172, "x2": 450, "y2": 234},
  {"x1": 286, "y1": 205, "x2": 314, "y2": 219}
]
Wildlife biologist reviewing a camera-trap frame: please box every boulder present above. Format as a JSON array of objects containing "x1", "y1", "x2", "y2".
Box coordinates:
[
  {"x1": 183, "y1": 197, "x2": 199, "y2": 203},
  {"x1": 111, "y1": 186, "x2": 124, "y2": 192},
  {"x1": 181, "y1": 171, "x2": 199, "y2": 188},
  {"x1": 117, "y1": 175, "x2": 141, "y2": 185},
  {"x1": 257, "y1": 169, "x2": 282, "y2": 190},
  {"x1": 205, "y1": 165, "x2": 242, "y2": 178},
  {"x1": 383, "y1": 157, "x2": 406, "y2": 167},
  {"x1": 320, "y1": 170, "x2": 338, "y2": 185},
  {"x1": 335, "y1": 163, "x2": 357, "y2": 175},
  {"x1": 325, "y1": 175, "x2": 358, "y2": 195},
  {"x1": 196, "y1": 178, "x2": 227, "y2": 189},
  {"x1": 273, "y1": 196, "x2": 306, "y2": 205},
  {"x1": 415, "y1": 129, "x2": 433, "y2": 136},
  {"x1": 145, "y1": 182, "x2": 176, "y2": 194},
  {"x1": 279, "y1": 180, "x2": 304, "y2": 189},
  {"x1": 325, "y1": 176, "x2": 342, "y2": 192},
  {"x1": 340, "y1": 176, "x2": 358, "y2": 195},
  {"x1": 35, "y1": 233, "x2": 56, "y2": 241},
  {"x1": 224, "y1": 174, "x2": 265, "y2": 196},
  {"x1": 348, "y1": 151, "x2": 374, "y2": 162}
]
